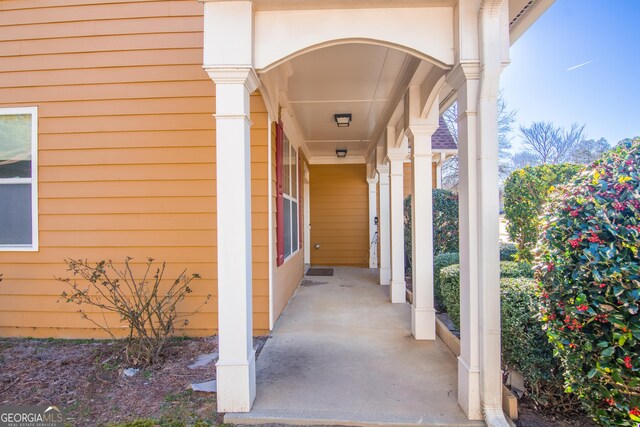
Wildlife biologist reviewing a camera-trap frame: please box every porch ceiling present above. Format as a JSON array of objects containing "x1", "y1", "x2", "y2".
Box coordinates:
[{"x1": 270, "y1": 43, "x2": 428, "y2": 161}]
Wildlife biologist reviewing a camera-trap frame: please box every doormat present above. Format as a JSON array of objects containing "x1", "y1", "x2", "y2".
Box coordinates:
[{"x1": 306, "y1": 268, "x2": 334, "y2": 277}]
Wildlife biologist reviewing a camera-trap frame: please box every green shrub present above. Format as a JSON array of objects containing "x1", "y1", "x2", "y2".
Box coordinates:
[
  {"x1": 536, "y1": 137, "x2": 640, "y2": 425},
  {"x1": 433, "y1": 252, "x2": 459, "y2": 310},
  {"x1": 432, "y1": 189, "x2": 459, "y2": 255},
  {"x1": 440, "y1": 261, "x2": 533, "y2": 329},
  {"x1": 501, "y1": 278, "x2": 580, "y2": 410},
  {"x1": 440, "y1": 264, "x2": 461, "y2": 329},
  {"x1": 504, "y1": 163, "x2": 581, "y2": 262},
  {"x1": 404, "y1": 196, "x2": 412, "y2": 275},
  {"x1": 500, "y1": 261, "x2": 533, "y2": 278},
  {"x1": 404, "y1": 190, "x2": 459, "y2": 275},
  {"x1": 500, "y1": 242, "x2": 517, "y2": 261}
]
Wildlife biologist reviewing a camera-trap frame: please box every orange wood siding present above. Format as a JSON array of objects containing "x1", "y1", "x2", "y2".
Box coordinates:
[
  {"x1": 309, "y1": 164, "x2": 368, "y2": 267},
  {"x1": 0, "y1": 0, "x2": 270, "y2": 337},
  {"x1": 403, "y1": 162, "x2": 438, "y2": 197}
]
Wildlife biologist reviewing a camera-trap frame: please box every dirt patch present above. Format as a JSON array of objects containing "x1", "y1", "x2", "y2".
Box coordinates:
[
  {"x1": 0, "y1": 336, "x2": 266, "y2": 426},
  {"x1": 515, "y1": 398, "x2": 596, "y2": 427}
]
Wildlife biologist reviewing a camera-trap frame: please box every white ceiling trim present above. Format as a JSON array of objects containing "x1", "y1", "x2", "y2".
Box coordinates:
[
  {"x1": 309, "y1": 155, "x2": 366, "y2": 165},
  {"x1": 364, "y1": 56, "x2": 421, "y2": 159},
  {"x1": 288, "y1": 99, "x2": 389, "y2": 104},
  {"x1": 281, "y1": 108, "x2": 313, "y2": 161}
]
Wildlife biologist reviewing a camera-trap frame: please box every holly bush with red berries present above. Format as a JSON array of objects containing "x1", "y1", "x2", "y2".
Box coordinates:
[{"x1": 536, "y1": 137, "x2": 640, "y2": 425}]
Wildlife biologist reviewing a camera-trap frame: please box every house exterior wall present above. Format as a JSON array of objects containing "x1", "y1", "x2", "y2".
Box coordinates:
[
  {"x1": 0, "y1": 0, "x2": 270, "y2": 337},
  {"x1": 403, "y1": 162, "x2": 437, "y2": 197},
  {"x1": 309, "y1": 164, "x2": 368, "y2": 267}
]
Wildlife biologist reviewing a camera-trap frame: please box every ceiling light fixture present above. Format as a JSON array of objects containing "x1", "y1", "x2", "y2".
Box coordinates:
[
  {"x1": 335, "y1": 149, "x2": 348, "y2": 158},
  {"x1": 334, "y1": 113, "x2": 352, "y2": 128}
]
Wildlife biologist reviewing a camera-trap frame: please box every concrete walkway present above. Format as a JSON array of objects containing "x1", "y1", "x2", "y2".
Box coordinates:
[{"x1": 225, "y1": 267, "x2": 483, "y2": 427}]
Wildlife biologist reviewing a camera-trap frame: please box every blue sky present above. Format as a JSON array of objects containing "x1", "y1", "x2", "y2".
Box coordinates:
[{"x1": 500, "y1": 0, "x2": 640, "y2": 152}]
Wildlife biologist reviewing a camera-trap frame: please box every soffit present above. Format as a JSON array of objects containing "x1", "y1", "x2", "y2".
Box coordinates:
[{"x1": 274, "y1": 43, "x2": 413, "y2": 160}]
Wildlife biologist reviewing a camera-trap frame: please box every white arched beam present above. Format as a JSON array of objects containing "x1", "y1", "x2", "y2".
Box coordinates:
[{"x1": 253, "y1": 8, "x2": 454, "y2": 71}]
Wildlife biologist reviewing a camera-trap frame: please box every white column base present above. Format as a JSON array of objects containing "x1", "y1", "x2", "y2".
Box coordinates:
[
  {"x1": 380, "y1": 267, "x2": 391, "y2": 286},
  {"x1": 411, "y1": 305, "x2": 436, "y2": 340},
  {"x1": 457, "y1": 356, "x2": 482, "y2": 420},
  {"x1": 216, "y1": 350, "x2": 257, "y2": 412},
  {"x1": 390, "y1": 279, "x2": 406, "y2": 303}
]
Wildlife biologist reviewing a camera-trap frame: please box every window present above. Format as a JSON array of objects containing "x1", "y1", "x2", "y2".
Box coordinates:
[
  {"x1": 282, "y1": 134, "x2": 299, "y2": 259},
  {"x1": 0, "y1": 107, "x2": 38, "y2": 250},
  {"x1": 276, "y1": 122, "x2": 300, "y2": 266}
]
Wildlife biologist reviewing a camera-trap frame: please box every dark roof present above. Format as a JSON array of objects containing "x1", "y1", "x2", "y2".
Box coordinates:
[{"x1": 431, "y1": 117, "x2": 457, "y2": 150}]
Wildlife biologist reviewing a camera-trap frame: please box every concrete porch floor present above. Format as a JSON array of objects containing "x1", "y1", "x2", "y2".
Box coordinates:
[{"x1": 225, "y1": 267, "x2": 484, "y2": 427}]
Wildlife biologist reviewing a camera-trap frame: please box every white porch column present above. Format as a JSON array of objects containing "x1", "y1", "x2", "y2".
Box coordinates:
[
  {"x1": 451, "y1": 67, "x2": 482, "y2": 420},
  {"x1": 207, "y1": 67, "x2": 259, "y2": 413},
  {"x1": 387, "y1": 152, "x2": 406, "y2": 303},
  {"x1": 436, "y1": 153, "x2": 443, "y2": 189},
  {"x1": 477, "y1": 2, "x2": 509, "y2": 422},
  {"x1": 203, "y1": 0, "x2": 257, "y2": 414},
  {"x1": 368, "y1": 177, "x2": 379, "y2": 269},
  {"x1": 408, "y1": 121, "x2": 437, "y2": 340},
  {"x1": 377, "y1": 165, "x2": 391, "y2": 285}
]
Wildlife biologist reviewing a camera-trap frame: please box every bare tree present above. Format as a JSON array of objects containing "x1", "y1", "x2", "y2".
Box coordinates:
[
  {"x1": 441, "y1": 92, "x2": 516, "y2": 189},
  {"x1": 511, "y1": 150, "x2": 540, "y2": 170},
  {"x1": 519, "y1": 122, "x2": 585, "y2": 164},
  {"x1": 570, "y1": 137, "x2": 610, "y2": 164},
  {"x1": 556, "y1": 123, "x2": 586, "y2": 163},
  {"x1": 519, "y1": 122, "x2": 560, "y2": 164}
]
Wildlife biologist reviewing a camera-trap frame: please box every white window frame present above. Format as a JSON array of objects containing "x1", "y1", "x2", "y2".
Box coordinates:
[
  {"x1": 283, "y1": 136, "x2": 299, "y2": 261},
  {"x1": 0, "y1": 106, "x2": 39, "y2": 251}
]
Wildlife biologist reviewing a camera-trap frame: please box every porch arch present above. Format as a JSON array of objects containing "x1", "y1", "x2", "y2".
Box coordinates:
[
  {"x1": 256, "y1": 38, "x2": 448, "y2": 73},
  {"x1": 253, "y1": 7, "x2": 454, "y2": 71}
]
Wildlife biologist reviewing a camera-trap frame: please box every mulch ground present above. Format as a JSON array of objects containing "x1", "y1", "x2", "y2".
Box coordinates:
[
  {"x1": 0, "y1": 336, "x2": 267, "y2": 426},
  {"x1": 516, "y1": 398, "x2": 596, "y2": 426}
]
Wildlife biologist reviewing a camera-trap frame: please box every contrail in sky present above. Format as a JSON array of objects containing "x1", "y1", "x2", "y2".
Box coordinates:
[{"x1": 566, "y1": 60, "x2": 595, "y2": 71}]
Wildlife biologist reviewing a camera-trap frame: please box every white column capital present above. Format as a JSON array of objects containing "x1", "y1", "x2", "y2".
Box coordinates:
[
  {"x1": 376, "y1": 165, "x2": 390, "y2": 179},
  {"x1": 387, "y1": 154, "x2": 406, "y2": 175},
  {"x1": 408, "y1": 122, "x2": 438, "y2": 139},
  {"x1": 445, "y1": 62, "x2": 481, "y2": 90},
  {"x1": 367, "y1": 177, "x2": 378, "y2": 186},
  {"x1": 387, "y1": 150, "x2": 407, "y2": 161},
  {"x1": 205, "y1": 67, "x2": 260, "y2": 93}
]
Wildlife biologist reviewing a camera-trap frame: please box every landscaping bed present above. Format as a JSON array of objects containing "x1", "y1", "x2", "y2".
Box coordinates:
[
  {"x1": 516, "y1": 399, "x2": 596, "y2": 427},
  {"x1": 0, "y1": 336, "x2": 266, "y2": 426}
]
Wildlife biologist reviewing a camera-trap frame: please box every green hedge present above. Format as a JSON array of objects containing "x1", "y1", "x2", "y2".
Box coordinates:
[
  {"x1": 433, "y1": 252, "x2": 459, "y2": 310},
  {"x1": 501, "y1": 278, "x2": 579, "y2": 409},
  {"x1": 440, "y1": 261, "x2": 533, "y2": 329},
  {"x1": 404, "y1": 190, "x2": 459, "y2": 275},
  {"x1": 500, "y1": 242, "x2": 517, "y2": 261}
]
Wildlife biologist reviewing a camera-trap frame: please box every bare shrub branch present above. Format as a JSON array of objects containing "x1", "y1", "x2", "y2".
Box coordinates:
[{"x1": 58, "y1": 258, "x2": 210, "y2": 367}]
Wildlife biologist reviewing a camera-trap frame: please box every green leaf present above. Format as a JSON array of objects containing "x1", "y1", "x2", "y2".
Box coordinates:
[{"x1": 601, "y1": 346, "x2": 615, "y2": 358}]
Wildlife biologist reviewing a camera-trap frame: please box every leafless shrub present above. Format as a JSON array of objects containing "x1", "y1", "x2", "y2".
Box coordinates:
[{"x1": 58, "y1": 257, "x2": 210, "y2": 367}]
